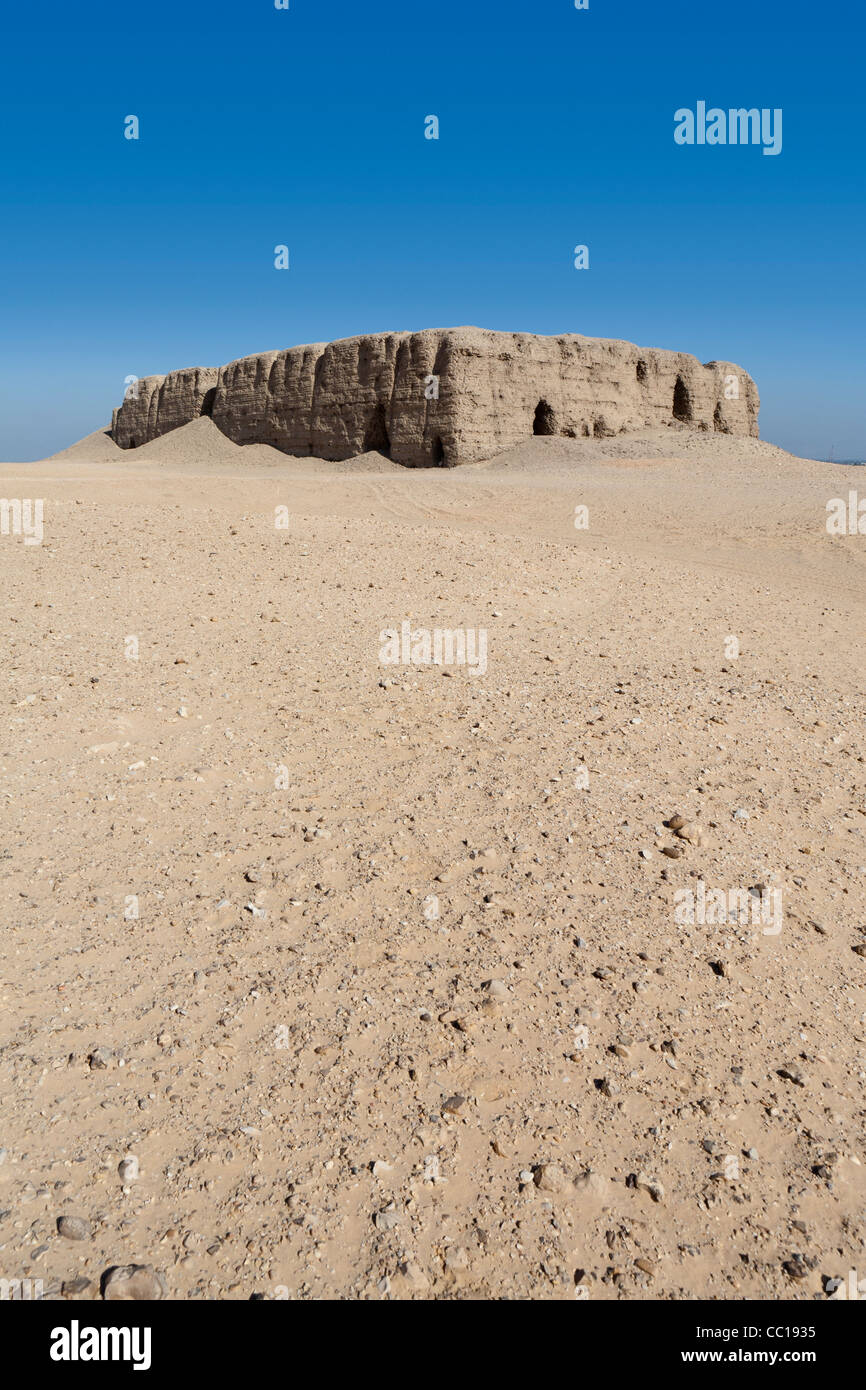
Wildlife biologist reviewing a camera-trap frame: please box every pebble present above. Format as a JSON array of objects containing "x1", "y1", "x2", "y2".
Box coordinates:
[
  {"x1": 483, "y1": 979, "x2": 509, "y2": 999},
  {"x1": 57, "y1": 1215, "x2": 91, "y2": 1241},
  {"x1": 373, "y1": 1206, "x2": 400, "y2": 1232},
  {"x1": 101, "y1": 1264, "x2": 167, "y2": 1300},
  {"x1": 118, "y1": 1156, "x2": 140, "y2": 1183},
  {"x1": 441, "y1": 1094, "x2": 467, "y2": 1115},
  {"x1": 61, "y1": 1277, "x2": 93, "y2": 1300},
  {"x1": 674, "y1": 822, "x2": 706, "y2": 846},
  {"x1": 777, "y1": 1066, "x2": 804, "y2": 1087},
  {"x1": 533, "y1": 1162, "x2": 567, "y2": 1193},
  {"x1": 633, "y1": 1171, "x2": 665, "y2": 1203},
  {"x1": 88, "y1": 1048, "x2": 113, "y2": 1070}
]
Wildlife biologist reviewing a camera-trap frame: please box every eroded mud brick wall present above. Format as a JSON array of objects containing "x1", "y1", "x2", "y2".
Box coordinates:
[{"x1": 111, "y1": 328, "x2": 759, "y2": 465}]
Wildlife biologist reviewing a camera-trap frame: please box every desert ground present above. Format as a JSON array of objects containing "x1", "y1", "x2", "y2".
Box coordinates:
[{"x1": 0, "y1": 421, "x2": 864, "y2": 1301}]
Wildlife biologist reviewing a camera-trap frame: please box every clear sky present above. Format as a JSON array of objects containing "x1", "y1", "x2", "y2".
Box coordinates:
[{"x1": 1, "y1": 0, "x2": 863, "y2": 460}]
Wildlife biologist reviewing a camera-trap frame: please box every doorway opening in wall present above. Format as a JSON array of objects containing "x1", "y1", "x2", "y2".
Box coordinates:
[
  {"x1": 431, "y1": 436, "x2": 446, "y2": 466},
  {"x1": 364, "y1": 402, "x2": 391, "y2": 455},
  {"x1": 200, "y1": 387, "x2": 216, "y2": 418},
  {"x1": 533, "y1": 399, "x2": 557, "y2": 435},
  {"x1": 713, "y1": 402, "x2": 731, "y2": 434},
  {"x1": 673, "y1": 376, "x2": 693, "y2": 423}
]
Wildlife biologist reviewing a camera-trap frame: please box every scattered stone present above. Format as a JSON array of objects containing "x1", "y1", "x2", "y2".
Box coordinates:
[
  {"x1": 674, "y1": 822, "x2": 706, "y2": 846},
  {"x1": 62, "y1": 1277, "x2": 93, "y2": 1300},
  {"x1": 101, "y1": 1264, "x2": 167, "y2": 1300},
  {"x1": 777, "y1": 1066, "x2": 804, "y2": 1087},
  {"x1": 533, "y1": 1162, "x2": 567, "y2": 1193},
  {"x1": 373, "y1": 1206, "x2": 400, "y2": 1232},
  {"x1": 441, "y1": 1094, "x2": 467, "y2": 1116},
  {"x1": 88, "y1": 1048, "x2": 112, "y2": 1070},
  {"x1": 57, "y1": 1215, "x2": 91, "y2": 1241},
  {"x1": 482, "y1": 979, "x2": 509, "y2": 999},
  {"x1": 422, "y1": 1155, "x2": 441, "y2": 1184},
  {"x1": 118, "y1": 1156, "x2": 140, "y2": 1183},
  {"x1": 632, "y1": 1171, "x2": 665, "y2": 1203}
]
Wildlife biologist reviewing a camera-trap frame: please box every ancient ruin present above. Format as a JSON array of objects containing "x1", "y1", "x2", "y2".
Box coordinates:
[{"x1": 111, "y1": 327, "x2": 759, "y2": 467}]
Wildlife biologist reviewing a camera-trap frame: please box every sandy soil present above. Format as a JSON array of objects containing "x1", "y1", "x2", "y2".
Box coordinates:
[{"x1": 0, "y1": 422, "x2": 864, "y2": 1301}]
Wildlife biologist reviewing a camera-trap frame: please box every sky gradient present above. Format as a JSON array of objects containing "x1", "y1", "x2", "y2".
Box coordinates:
[{"x1": 1, "y1": 0, "x2": 863, "y2": 460}]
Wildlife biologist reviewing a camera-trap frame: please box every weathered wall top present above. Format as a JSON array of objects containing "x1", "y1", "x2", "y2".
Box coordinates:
[{"x1": 111, "y1": 327, "x2": 759, "y2": 466}]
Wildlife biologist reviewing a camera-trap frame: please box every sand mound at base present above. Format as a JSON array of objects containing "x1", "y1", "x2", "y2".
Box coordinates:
[
  {"x1": 124, "y1": 416, "x2": 283, "y2": 465},
  {"x1": 478, "y1": 428, "x2": 811, "y2": 473},
  {"x1": 50, "y1": 416, "x2": 413, "y2": 473},
  {"x1": 50, "y1": 427, "x2": 122, "y2": 460}
]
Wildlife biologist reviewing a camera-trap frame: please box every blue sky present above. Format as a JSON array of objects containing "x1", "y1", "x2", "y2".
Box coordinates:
[{"x1": 1, "y1": 0, "x2": 863, "y2": 460}]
